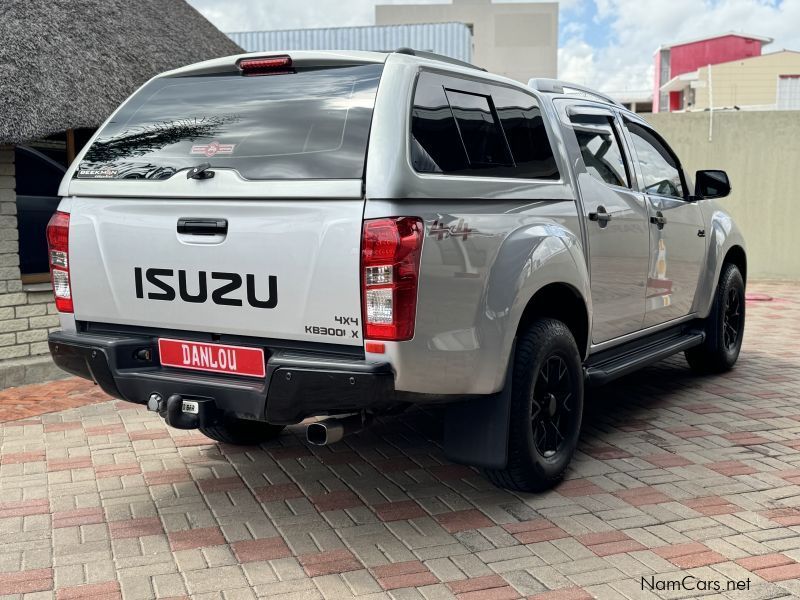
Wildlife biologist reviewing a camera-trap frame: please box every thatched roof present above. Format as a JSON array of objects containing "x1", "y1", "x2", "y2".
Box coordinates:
[{"x1": 0, "y1": 0, "x2": 242, "y2": 144}]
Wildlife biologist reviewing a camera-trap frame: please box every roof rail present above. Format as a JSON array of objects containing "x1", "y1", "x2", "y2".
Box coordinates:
[
  {"x1": 528, "y1": 78, "x2": 623, "y2": 107},
  {"x1": 394, "y1": 47, "x2": 486, "y2": 72}
]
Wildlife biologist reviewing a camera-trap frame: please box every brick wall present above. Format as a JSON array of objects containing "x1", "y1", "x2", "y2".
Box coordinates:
[{"x1": 0, "y1": 145, "x2": 63, "y2": 387}]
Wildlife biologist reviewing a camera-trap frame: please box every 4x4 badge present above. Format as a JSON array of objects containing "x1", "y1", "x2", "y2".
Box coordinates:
[{"x1": 430, "y1": 219, "x2": 475, "y2": 241}]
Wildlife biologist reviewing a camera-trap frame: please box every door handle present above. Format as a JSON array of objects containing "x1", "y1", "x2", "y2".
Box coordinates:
[
  {"x1": 650, "y1": 211, "x2": 667, "y2": 230},
  {"x1": 177, "y1": 218, "x2": 228, "y2": 236},
  {"x1": 588, "y1": 206, "x2": 612, "y2": 228}
]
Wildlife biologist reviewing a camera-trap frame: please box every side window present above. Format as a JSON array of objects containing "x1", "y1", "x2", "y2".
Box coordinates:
[
  {"x1": 493, "y1": 87, "x2": 560, "y2": 179},
  {"x1": 569, "y1": 114, "x2": 630, "y2": 188},
  {"x1": 410, "y1": 73, "x2": 469, "y2": 173},
  {"x1": 443, "y1": 89, "x2": 512, "y2": 167},
  {"x1": 410, "y1": 73, "x2": 560, "y2": 179},
  {"x1": 626, "y1": 122, "x2": 685, "y2": 199}
]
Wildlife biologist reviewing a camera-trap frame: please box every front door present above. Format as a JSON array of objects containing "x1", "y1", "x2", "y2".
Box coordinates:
[
  {"x1": 564, "y1": 107, "x2": 649, "y2": 343},
  {"x1": 623, "y1": 121, "x2": 706, "y2": 326}
]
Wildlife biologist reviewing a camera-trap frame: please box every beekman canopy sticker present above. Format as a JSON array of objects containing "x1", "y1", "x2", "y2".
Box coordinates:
[
  {"x1": 77, "y1": 168, "x2": 119, "y2": 179},
  {"x1": 191, "y1": 141, "x2": 235, "y2": 157}
]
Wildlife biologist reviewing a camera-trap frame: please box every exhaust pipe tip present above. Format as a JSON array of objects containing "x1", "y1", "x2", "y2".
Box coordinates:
[
  {"x1": 307, "y1": 421, "x2": 345, "y2": 446},
  {"x1": 306, "y1": 414, "x2": 371, "y2": 446}
]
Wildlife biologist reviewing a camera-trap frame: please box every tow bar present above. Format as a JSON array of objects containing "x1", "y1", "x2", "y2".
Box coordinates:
[{"x1": 147, "y1": 393, "x2": 218, "y2": 429}]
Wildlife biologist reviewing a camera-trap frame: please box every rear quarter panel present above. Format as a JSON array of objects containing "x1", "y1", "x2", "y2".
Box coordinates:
[
  {"x1": 364, "y1": 199, "x2": 588, "y2": 395},
  {"x1": 364, "y1": 57, "x2": 588, "y2": 394}
]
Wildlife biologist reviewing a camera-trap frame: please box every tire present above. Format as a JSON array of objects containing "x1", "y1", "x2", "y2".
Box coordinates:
[
  {"x1": 685, "y1": 263, "x2": 745, "y2": 374},
  {"x1": 200, "y1": 415, "x2": 284, "y2": 445},
  {"x1": 482, "y1": 318, "x2": 584, "y2": 493}
]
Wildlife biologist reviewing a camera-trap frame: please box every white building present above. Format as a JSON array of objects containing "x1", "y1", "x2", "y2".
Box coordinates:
[{"x1": 375, "y1": 0, "x2": 558, "y2": 83}]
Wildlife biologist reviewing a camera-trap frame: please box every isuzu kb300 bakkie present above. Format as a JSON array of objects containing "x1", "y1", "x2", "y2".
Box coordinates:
[{"x1": 48, "y1": 50, "x2": 746, "y2": 491}]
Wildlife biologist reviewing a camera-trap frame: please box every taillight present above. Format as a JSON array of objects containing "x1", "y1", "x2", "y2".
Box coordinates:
[
  {"x1": 46, "y1": 211, "x2": 73, "y2": 313},
  {"x1": 238, "y1": 55, "x2": 293, "y2": 76},
  {"x1": 361, "y1": 217, "x2": 423, "y2": 341}
]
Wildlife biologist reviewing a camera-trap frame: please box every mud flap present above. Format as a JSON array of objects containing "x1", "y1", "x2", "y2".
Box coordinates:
[{"x1": 443, "y1": 350, "x2": 513, "y2": 469}]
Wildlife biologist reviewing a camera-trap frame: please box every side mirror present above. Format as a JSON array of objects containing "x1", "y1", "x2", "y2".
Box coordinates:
[{"x1": 695, "y1": 170, "x2": 731, "y2": 199}]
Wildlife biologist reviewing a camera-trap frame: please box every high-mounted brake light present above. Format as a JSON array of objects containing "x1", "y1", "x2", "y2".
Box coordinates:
[
  {"x1": 46, "y1": 211, "x2": 73, "y2": 313},
  {"x1": 238, "y1": 55, "x2": 293, "y2": 76},
  {"x1": 361, "y1": 217, "x2": 423, "y2": 341}
]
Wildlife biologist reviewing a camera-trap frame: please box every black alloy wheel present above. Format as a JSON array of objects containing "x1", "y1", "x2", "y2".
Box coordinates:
[
  {"x1": 531, "y1": 354, "x2": 578, "y2": 459},
  {"x1": 685, "y1": 262, "x2": 745, "y2": 374},
  {"x1": 722, "y1": 287, "x2": 743, "y2": 351},
  {"x1": 482, "y1": 318, "x2": 584, "y2": 492}
]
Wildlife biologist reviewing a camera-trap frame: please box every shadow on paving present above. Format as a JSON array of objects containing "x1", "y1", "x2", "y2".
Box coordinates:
[
  {"x1": 2, "y1": 287, "x2": 800, "y2": 599},
  {"x1": 362, "y1": 349, "x2": 791, "y2": 469}
]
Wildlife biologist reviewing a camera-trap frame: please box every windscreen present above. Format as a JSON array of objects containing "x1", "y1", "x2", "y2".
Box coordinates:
[{"x1": 76, "y1": 63, "x2": 384, "y2": 181}]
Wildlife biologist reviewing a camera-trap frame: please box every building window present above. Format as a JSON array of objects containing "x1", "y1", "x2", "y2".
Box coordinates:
[
  {"x1": 15, "y1": 129, "x2": 93, "y2": 284},
  {"x1": 778, "y1": 75, "x2": 800, "y2": 110},
  {"x1": 15, "y1": 146, "x2": 66, "y2": 283}
]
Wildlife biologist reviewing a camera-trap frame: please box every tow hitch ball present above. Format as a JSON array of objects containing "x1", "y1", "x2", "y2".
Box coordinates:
[{"x1": 146, "y1": 393, "x2": 216, "y2": 429}]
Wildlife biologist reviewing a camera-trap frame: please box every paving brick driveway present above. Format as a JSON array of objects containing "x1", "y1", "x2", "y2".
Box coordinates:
[{"x1": 1, "y1": 282, "x2": 799, "y2": 600}]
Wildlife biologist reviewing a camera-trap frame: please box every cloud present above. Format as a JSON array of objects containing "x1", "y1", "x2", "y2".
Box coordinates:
[
  {"x1": 560, "y1": 0, "x2": 800, "y2": 94},
  {"x1": 558, "y1": 37, "x2": 596, "y2": 84}
]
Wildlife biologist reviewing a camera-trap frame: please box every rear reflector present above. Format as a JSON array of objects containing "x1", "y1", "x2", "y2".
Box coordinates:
[
  {"x1": 238, "y1": 55, "x2": 293, "y2": 75},
  {"x1": 46, "y1": 211, "x2": 73, "y2": 313},
  {"x1": 361, "y1": 217, "x2": 423, "y2": 341},
  {"x1": 365, "y1": 342, "x2": 386, "y2": 354}
]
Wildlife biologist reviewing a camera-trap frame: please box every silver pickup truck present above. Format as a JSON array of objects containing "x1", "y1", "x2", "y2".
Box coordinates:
[{"x1": 47, "y1": 50, "x2": 746, "y2": 492}]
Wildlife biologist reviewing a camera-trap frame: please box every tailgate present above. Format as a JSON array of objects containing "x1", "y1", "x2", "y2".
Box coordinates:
[
  {"x1": 68, "y1": 196, "x2": 365, "y2": 346},
  {"x1": 60, "y1": 58, "x2": 385, "y2": 348}
]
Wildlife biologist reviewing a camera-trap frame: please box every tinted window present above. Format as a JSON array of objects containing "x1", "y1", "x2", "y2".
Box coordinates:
[
  {"x1": 77, "y1": 64, "x2": 383, "y2": 181},
  {"x1": 492, "y1": 88, "x2": 560, "y2": 179},
  {"x1": 444, "y1": 89, "x2": 512, "y2": 167},
  {"x1": 409, "y1": 74, "x2": 467, "y2": 173},
  {"x1": 410, "y1": 73, "x2": 559, "y2": 179},
  {"x1": 569, "y1": 114, "x2": 630, "y2": 188},
  {"x1": 626, "y1": 122, "x2": 684, "y2": 198}
]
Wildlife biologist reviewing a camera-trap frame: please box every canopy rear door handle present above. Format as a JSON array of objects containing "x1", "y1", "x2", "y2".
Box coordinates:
[{"x1": 177, "y1": 218, "x2": 228, "y2": 236}]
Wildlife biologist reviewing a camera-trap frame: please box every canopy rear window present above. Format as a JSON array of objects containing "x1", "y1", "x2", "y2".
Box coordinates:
[{"x1": 76, "y1": 63, "x2": 383, "y2": 181}]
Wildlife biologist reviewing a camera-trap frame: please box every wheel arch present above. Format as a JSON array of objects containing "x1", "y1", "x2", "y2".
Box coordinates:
[
  {"x1": 444, "y1": 283, "x2": 589, "y2": 475},
  {"x1": 516, "y1": 282, "x2": 590, "y2": 361},
  {"x1": 487, "y1": 222, "x2": 591, "y2": 393},
  {"x1": 692, "y1": 202, "x2": 747, "y2": 318},
  {"x1": 723, "y1": 244, "x2": 747, "y2": 284}
]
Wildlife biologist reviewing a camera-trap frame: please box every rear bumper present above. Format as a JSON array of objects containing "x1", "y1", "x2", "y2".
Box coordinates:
[{"x1": 48, "y1": 330, "x2": 394, "y2": 424}]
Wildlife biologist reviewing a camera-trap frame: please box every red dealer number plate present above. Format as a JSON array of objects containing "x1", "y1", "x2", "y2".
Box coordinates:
[{"x1": 158, "y1": 338, "x2": 266, "y2": 378}]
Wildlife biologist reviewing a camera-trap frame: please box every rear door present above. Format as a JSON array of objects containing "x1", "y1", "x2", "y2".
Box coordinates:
[
  {"x1": 560, "y1": 104, "x2": 649, "y2": 343},
  {"x1": 65, "y1": 60, "x2": 384, "y2": 347}
]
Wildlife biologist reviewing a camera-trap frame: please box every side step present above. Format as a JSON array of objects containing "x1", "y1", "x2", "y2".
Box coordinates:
[{"x1": 585, "y1": 329, "x2": 705, "y2": 386}]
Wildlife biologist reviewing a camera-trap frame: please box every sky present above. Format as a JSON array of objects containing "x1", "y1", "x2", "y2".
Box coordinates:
[{"x1": 187, "y1": 0, "x2": 800, "y2": 95}]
